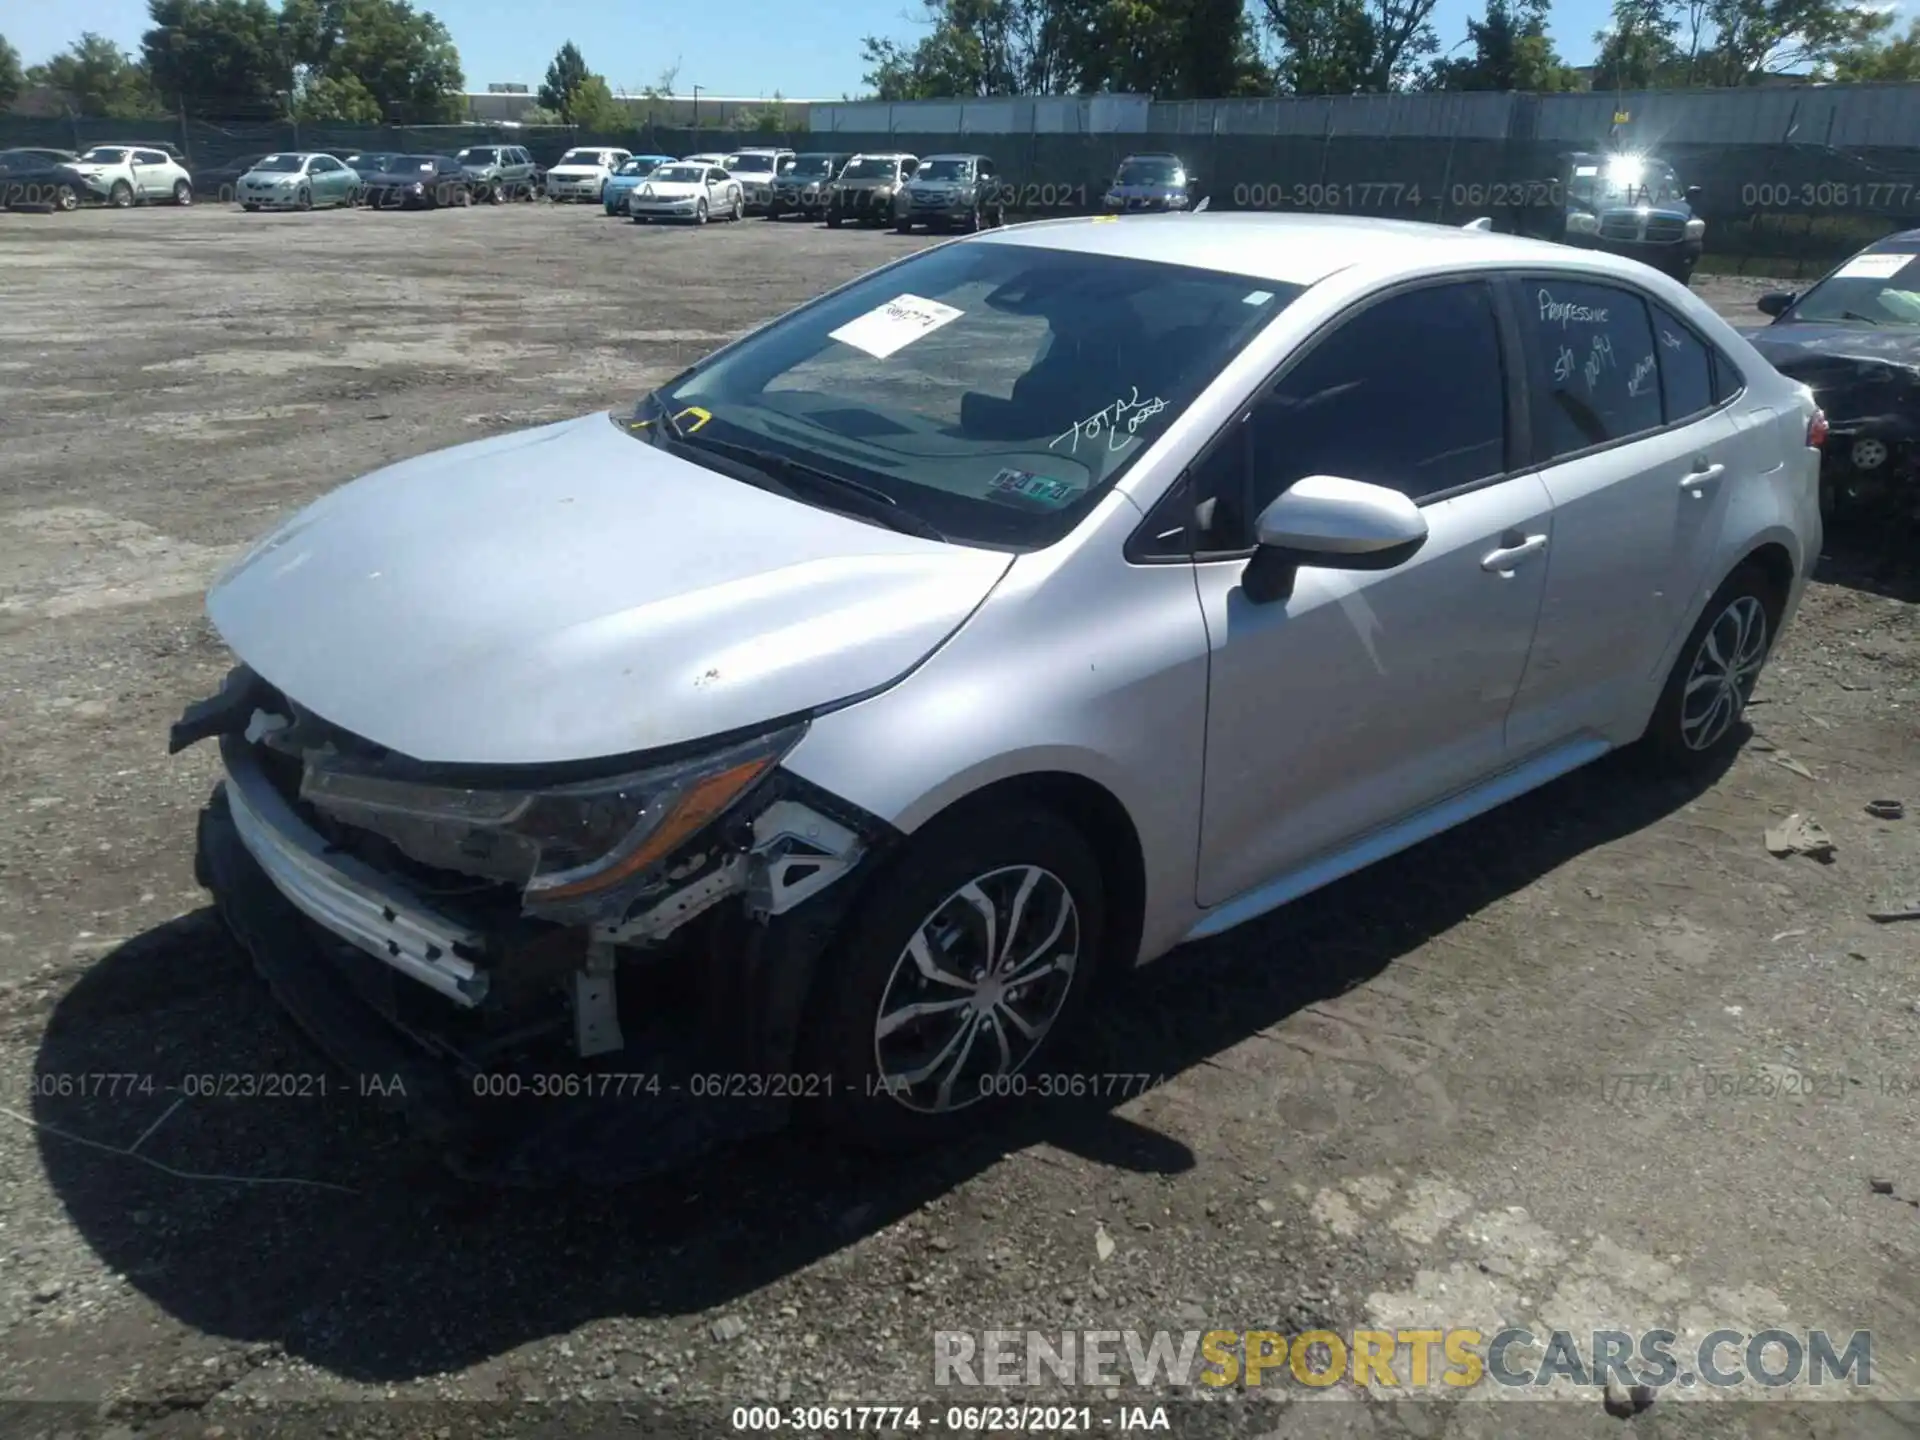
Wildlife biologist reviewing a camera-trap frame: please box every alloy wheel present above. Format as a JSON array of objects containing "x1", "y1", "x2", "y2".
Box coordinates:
[
  {"x1": 1680, "y1": 595, "x2": 1768, "y2": 751},
  {"x1": 872, "y1": 865, "x2": 1080, "y2": 1114}
]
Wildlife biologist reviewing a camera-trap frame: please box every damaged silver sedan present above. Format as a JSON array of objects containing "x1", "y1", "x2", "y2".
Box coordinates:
[{"x1": 175, "y1": 213, "x2": 1817, "y2": 1178}]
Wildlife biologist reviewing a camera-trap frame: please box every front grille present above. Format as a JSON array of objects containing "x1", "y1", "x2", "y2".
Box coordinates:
[
  {"x1": 1644, "y1": 216, "x2": 1686, "y2": 243},
  {"x1": 1599, "y1": 215, "x2": 1644, "y2": 241}
]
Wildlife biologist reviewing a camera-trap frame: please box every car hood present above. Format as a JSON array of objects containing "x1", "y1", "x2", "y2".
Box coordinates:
[
  {"x1": 1108, "y1": 182, "x2": 1183, "y2": 199},
  {"x1": 241, "y1": 171, "x2": 299, "y2": 182},
  {"x1": 206, "y1": 413, "x2": 1015, "y2": 766},
  {"x1": 1745, "y1": 321, "x2": 1920, "y2": 433},
  {"x1": 361, "y1": 170, "x2": 429, "y2": 185}
]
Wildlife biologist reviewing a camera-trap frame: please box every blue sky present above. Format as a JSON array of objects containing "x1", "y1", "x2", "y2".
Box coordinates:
[{"x1": 8, "y1": 0, "x2": 1626, "y2": 99}]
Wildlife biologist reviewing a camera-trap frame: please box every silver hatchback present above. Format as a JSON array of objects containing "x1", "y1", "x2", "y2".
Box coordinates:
[{"x1": 176, "y1": 214, "x2": 1821, "y2": 1171}]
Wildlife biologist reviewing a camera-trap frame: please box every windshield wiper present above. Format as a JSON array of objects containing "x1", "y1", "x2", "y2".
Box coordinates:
[
  {"x1": 691, "y1": 435, "x2": 948, "y2": 542},
  {"x1": 636, "y1": 404, "x2": 947, "y2": 541},
  {"x1": 1841, "y1": 310, "x2": 1881, "y2": 325}
]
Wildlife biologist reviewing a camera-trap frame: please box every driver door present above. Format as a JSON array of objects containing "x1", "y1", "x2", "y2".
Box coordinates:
[{"x1": 1186, "y1": 279, "x2": 1556, "y2": 909}]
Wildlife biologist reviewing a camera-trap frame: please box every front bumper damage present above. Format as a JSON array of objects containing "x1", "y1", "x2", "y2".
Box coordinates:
[{"x1": 175, "y1": 666, "x2": 895, "y2": 1183}]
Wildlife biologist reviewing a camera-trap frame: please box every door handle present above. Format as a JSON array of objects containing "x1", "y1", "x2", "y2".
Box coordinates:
[
  {"x1": 1481, "y1": 533, "x2": 1548, "y2": 573},
  {"x1": 1681, "y1": 461, "x2": 1726, "y2": 492}
]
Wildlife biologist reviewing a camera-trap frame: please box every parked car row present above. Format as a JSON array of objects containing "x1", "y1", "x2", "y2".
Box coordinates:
[{"x1": 0, "y1": 143, "x2": 194, "y2": 210}]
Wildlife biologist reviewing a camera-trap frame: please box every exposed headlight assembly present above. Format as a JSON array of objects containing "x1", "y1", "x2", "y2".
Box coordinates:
[
  {"x1": 299, "y1": 723, "x2": 805, "y2": 921},
  {"x1": 1684, "y1": 217, "x2": 1706, "y2": 238},
  {"x1": 1565, "y1": 211, "x2": 1600, "y2": 235}
]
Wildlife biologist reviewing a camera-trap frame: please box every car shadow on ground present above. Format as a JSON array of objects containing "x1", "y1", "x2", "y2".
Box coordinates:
[{"x1": 27, "y1": 746, "x2": 1727, "y2": 1383}]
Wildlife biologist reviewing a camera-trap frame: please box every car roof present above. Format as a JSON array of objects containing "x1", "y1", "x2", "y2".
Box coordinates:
[
  {"x1": 1866, "y1": 228, "x2": 1920, "y2": 252},
  {"x1": 922, "y1": 152, "x2": 988, "y2": 161},
  {"x1": 978, "y1": 212, "x2": 1623, "y2": 287}
]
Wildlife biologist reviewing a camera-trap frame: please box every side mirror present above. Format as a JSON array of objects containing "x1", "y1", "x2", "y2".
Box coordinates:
[
  {"x1": 1756, "y1": 291, "x2": 1794, "y2": 318},
  {"x1": 1685, "y1": 185, "x2": 1704, "y2": 206},
  {"x1": 1242, "y1": 475, "x2": 1429, "y2": 604}
]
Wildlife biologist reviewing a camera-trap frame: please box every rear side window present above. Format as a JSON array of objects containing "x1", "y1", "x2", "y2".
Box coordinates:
[
  {"x1": 1523, "y1": 279, "x2": 1662, "y2": 459},
  {"x1": 1650, "y1": 304, "x2": 1715, "y2": 423}
]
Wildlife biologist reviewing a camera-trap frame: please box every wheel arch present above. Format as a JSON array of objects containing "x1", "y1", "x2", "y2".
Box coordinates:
[{"x1": 875, "y1": 767, "x2": 1149, "y2": 989}]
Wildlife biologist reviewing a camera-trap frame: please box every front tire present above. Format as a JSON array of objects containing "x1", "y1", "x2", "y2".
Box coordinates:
[
  {"x1": 1643, "y1": 562, "x2": 1780, "y2": 771},
  {"x1": 693, "y1": 197, "x2": 708, "y2": 225},
  {"x1": 56, "y1": 185, "x2": 80, "y2": 212},
  {"x1": 801, "y1": 804, "x2": 1105, "y2": 1150},
  {"x1": 295, "y1": 186, "x2": 311, "y2": 211},
  {"x1": 827, "y1": 212, "x2": 842, "y2": 229},
  {"x1": 109, "y1": 180, "x2": 133, "y2": 208}
]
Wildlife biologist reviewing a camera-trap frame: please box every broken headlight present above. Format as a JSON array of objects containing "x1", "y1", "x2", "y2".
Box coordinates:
[{"x1": 299, "y1": 724, "x2": 804, "y2": 913}]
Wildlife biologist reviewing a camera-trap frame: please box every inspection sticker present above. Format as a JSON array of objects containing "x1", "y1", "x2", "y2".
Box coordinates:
[
  {"x1": 829, "y1": 294, "x2": 965, "y2": 358},
  {"x1": 1835, "y1": 252, "x2": 1912, "y2": 280}
]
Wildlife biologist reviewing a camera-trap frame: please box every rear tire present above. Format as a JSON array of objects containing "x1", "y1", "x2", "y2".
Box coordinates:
[
  {"x1": 800, "y1": 803, "x2": 1105, "y2": 1151},
  {"x1": 1642, "y1": 562, "x2": 1781, "y2": 772},
  {"x1": 896, "y1": 217, "x2": 913, "y2": 233},
  {"x1": 172, "y1": 179, "x2": 193, "y2": 206}
]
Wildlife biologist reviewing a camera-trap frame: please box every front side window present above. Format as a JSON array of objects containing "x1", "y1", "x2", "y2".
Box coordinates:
[
  {"x1": 1523, "y1": 279, "x2": 1663, "y2": 459},
  {"x1": 1191, "y1": 281, "x2": 1507, "y2": 551},
  {"x1": 630, "y1": 244, "x2": 1303, "y2": 548}
]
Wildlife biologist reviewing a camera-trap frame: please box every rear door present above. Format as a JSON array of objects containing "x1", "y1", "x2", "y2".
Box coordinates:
[{"x1": 1501, "y1": 274, "x2": 1747, "y2": 755}]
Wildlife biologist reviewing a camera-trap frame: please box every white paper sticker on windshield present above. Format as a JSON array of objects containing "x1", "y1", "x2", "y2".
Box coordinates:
[
  {"x1": 1835, "y1": 252, "x2": 1911, "y2": 280},
  {"x1": 1243, "y1": 290, "x2": 1274, "y2": 306},
  {"x1": 829, "y1": 294, "x2": 964, "y2": 358}
]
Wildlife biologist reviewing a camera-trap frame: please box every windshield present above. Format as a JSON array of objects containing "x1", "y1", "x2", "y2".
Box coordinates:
[
  {"x1": 401, "y1": 156, "x2": 438, "y2": 170},
  {"x1": 1115, "y1": 159, "x2": 1181, "y2": 186},
  {"x1": 725, "y1": 153, "x2": 777, "y2": 173},
  {"x1": 351, "y1": 154, "x2": 394, "y2": 171},
  {"x1": 1788, "y1": 249, "x2": 1920, "y2": 325},
  {"x1": 1568, "y1": 156, "x2": 1686, "y2": 209},
  {"x1": 652, "y1": 165, "x2": 707, "y2": 183},
  {"x1": 787, "y1": 156, "x2": 837, "y2": 178},
  {"x1": 615, "y1": 158, "x2": 656, "y2": 175},
  {"x1": 252, "y1": 155, "x2": 305, "y2": 172},
  {"x1": 628, "y1": 244, "x2": 1301, "y2": 548},
  {"x1": 79, "y1": 148, "x2": 129, "y2": 164},
  {"x1": 841, "y1": 158, "x2": 901, "y2": 181},
  {"x1": 558, "y1": 149, "x2": 603, "y2": 166},
  {"x1": 456, "y1": 148, "x2": 498, "y2": 164},
  {"x1": 919, "y1": 159, "x2": 974, "y2": 182}
]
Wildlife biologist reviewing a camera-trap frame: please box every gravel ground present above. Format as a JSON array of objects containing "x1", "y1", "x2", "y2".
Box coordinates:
[{"x1": 0, "y1": 204, "x2": 1916, "y2": 1440}]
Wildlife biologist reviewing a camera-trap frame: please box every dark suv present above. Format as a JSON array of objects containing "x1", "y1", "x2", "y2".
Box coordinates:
[
  {"x1": 768, "y1": 152, "x2": 849, "y2": 220},
  {"x1": 1101, "y1": 152, "x2": 1198, "y2": 212},
  {"x1": 1555, "y1": 150, "x2": 1705, "y2": 284},
  {"x1": 456, "y1": 144, "x2": 540, "y2": 202},
  {"x1": 894, "y1": 152, "x2": 1003, "y2": 233}
]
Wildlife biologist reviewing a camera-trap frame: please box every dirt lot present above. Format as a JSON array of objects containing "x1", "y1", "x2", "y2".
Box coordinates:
[{"x1": 0, "y1": 204, "x2": 1915, "y2": 1439}]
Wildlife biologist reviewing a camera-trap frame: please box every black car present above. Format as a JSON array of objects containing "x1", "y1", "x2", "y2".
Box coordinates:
[
  {"x1": 767, "y1": 151, "x2": 849, "y2": 220},
  {"x1": 0, "y1": 149, "x2": 95, "y2": 210},
  {"x1": 1745, "y1": 230, "x2": 1920, "y2": 521},
  {"x1": 1100, "y1": 152, "x2": 1198, "y2": 213},
  {"x1": 358, "y1": 154, "x2": 473, "y2": 209},
  {"x1": 191, "y1": 152, "x2": 272, "y2": 202}
]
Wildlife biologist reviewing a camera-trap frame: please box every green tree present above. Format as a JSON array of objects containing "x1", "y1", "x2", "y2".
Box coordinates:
[
  {"x1": 566, "y1": 74, "x2": 629, "y2": 132},
  {"x1": 1693, "y1": 0, "x2": 1887, "y2": 84},
  {"x1": 1263, "y1": 0, "x2": 1377, "y2": 91},
  {"x1": 281, "y1": 0, "x2": 464, "y2": 122},
  {"x1": 1426, "y1": 0, "x2": 1576, "y2": 88},
  {"x1": 1590, "y1": 0, "x2": 1685, "y2": 88},
  {"x1": 142, "y1": 0, "x2": 290, "y2": 117},
  {"x1": 27, "y1": 33, "x2": 162, "y2": 117},
  {"x1": 517, "y1": 101, "x2": 563, "y2": 122},
  {"x1": 291, "y1": 70, "x2": 379, "y2": 120},
  {"x1": 0, "y1": 34, "x2": 22, "y2": 111},
  {"x1": 540, "y1": 40, "x2": 589, "y2": 117},
  {"x1": 1829, "y1": 15, "x2": 1920, "y2": 79}
]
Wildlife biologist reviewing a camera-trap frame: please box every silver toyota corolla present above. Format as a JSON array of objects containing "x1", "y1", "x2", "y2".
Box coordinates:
[{"x1": 174, "y1": 213, "x2": 1822, "y2": 1173}]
